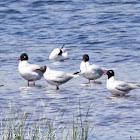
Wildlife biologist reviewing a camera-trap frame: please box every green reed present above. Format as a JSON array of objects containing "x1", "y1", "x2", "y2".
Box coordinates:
[{"x1": 0, "y1": 101, "x2": 93, "y2": 140}]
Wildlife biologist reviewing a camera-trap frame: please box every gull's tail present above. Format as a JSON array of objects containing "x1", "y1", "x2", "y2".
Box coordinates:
[
  {"x1": 129, "y1": 83, "x2": 140, "y2": 89},
  {"x1": 73, "y1": 71, "x2": 81, "y2": 77}
]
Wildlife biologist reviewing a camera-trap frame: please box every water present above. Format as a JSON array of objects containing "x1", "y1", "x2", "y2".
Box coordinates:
[{"x1": 0, "y1": 0, "x2": 140, "y2": 139}]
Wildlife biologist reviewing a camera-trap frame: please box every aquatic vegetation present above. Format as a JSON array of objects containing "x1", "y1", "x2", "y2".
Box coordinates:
[{"x1": 0, "y1": 102, "x2": 93, "y2": 140}]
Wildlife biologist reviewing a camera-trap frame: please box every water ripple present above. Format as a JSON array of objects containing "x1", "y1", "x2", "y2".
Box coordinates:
[{"x1": 0, "y1": 0, "x2": 140, "y2": 140}]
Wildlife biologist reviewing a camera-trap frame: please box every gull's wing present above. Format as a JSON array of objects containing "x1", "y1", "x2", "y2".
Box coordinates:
[
  {"x1": 115, "y1": 81, "x2": 132, "y2": 92},
  {"x1": 91, "y1": 64, "x2": 104, "y2": 75},
  {"x1": 49, "y1": 70, "x2": 73, "y2": 83},
  {"x1": 28, "y1": 64, "x2": 40, "y2": 71}
]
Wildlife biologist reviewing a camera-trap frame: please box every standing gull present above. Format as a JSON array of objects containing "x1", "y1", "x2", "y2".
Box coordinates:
[
  {"x1": 80, "y1": 54, "x2": 106, "y2": 83},
  {"x1": 42, "y1": 66, "x2": 78, "y2": 90},
  {"x1": 18, "y1": 53, "x2": 45, "y2": 86},
  {"x1": 103, "y1": 70, "x2": 140, "y2": 96}
]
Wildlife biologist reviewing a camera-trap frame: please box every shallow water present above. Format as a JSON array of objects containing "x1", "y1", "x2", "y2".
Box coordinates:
[{"x1": 0, "y1": 0, "x2": 140, "y2": 139}]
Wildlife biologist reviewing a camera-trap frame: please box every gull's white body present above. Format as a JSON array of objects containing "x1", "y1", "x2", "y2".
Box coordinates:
[
  {"x1": 43, "y1": 67, "x2": 78, "y2": 89},
  {"x1": 49, "y1": 48, "x2": 67, "y2": 61},
  {"x1": 80, "y1": 61, "x2": 105, "y2": 81},
  {"x1": 106, "y1": 76, "x2": 140, "y2": 96},
  {"x1": 18, "y1": 61, "x2": 43, "y2": 81}
]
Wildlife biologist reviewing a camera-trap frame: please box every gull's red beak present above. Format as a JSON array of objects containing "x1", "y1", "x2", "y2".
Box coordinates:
[
  {"x1": 103, "y1": 72, "x2": 107, "y2": 75},
  {"x1": 17, "y1": 58, "x2": 20, "y2": 61}
]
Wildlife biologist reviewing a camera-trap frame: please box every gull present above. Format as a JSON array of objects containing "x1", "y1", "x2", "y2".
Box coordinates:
[
  {"x1": 49, "y1": 45, "x2": 68, "y2": 61},
  {"x1": 103, "y1": 70, "x2": 140, "y2": 96},
  {"x1": 18, "y1": 53, "x2": 45, "y2": 86},
  {"x1": 42, "y1": 66, "x2": 78, "y2": 90},
  {"x1": 80, "y1": 54, "x2": 106, "y2": 83}
]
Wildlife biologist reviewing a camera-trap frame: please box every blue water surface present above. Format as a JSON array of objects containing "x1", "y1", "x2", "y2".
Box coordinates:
[{"x1": 0, "y1": 0, "x2": 140, "y2": 139}]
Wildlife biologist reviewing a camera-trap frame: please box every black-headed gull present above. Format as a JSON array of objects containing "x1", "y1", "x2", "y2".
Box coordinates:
[
  {"x1": 49, "y1": 45, "x2": 68, "y2": 61},
  {"x1": 18, "y1": 53, "x2": 45, "y2": 86},
  {"x1": 103, "y1": 70, "x2": 140, "y2": 96},
  {"x1": 80, "y1": 54, "x2": 106, "y2": 83},
  {"x1": 42, "y1": 66, "x2": 78, "y2": 90}
]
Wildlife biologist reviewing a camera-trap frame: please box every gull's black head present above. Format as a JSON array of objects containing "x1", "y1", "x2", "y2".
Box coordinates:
[
  {"x1": 103, "y1": 70, "x2": 114, "y2": 79},
  {"x1": 18, "y1": 53, "x2": 28, "y2": 61},
  {"x1": 58, "y1": 49, "x2": 63, "y2": 56},
  {"x1": 82, "y1": 54, "x2": 89, "y2": 62},
  {"x1": 39, "y1": 65, "x2": 47, "y2": 73}
]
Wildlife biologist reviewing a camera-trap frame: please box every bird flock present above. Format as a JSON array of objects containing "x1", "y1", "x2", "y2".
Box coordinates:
[{"x1": 18, "y1": 46, "x2": 140, "y2": 97}]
